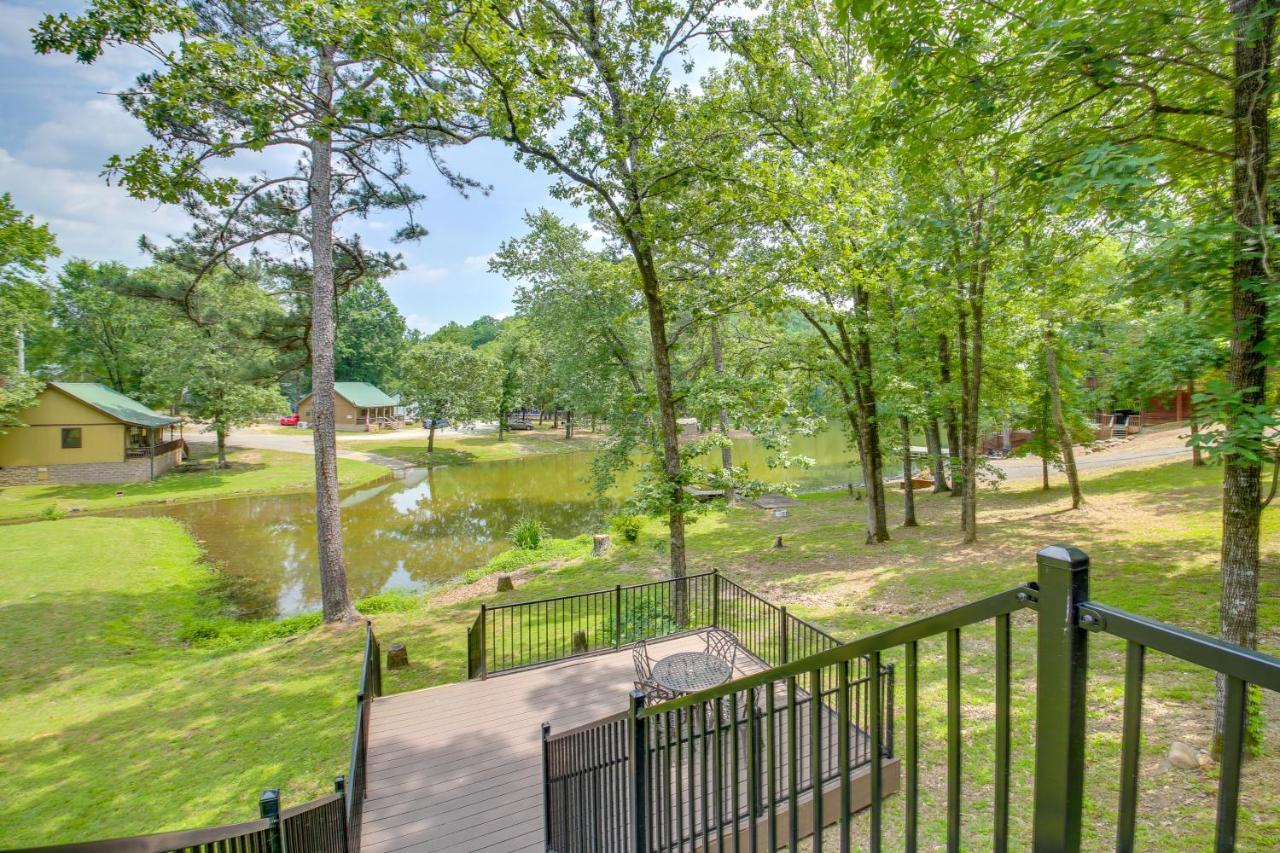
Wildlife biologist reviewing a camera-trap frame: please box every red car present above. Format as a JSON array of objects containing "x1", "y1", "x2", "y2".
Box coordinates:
[{"x1": 280, "y1": 413, "x2": 301, "y2": 426}]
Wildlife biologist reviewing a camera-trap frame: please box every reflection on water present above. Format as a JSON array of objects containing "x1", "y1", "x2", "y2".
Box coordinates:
[{"x1": 120, "y1": 432, "x2": 862, "y2": 618}]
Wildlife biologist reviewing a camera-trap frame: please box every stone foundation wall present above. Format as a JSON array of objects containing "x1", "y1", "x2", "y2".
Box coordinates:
[{"x1": 0, "y1": 450, "x2": 181, "y2": 486}]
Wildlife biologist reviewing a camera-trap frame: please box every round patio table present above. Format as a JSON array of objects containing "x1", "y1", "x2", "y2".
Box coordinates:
[{"x1": 651, "y1": 651, "x2": 733, "y2": 694}]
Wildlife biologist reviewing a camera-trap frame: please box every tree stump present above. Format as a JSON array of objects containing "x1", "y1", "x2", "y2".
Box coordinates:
[
  {"x1": 592, "y1": 534, "x2": 612, "y2": 556},
  {"x1": 572, "y1": 631, "x2": 589, "y2": 654},
  {"x1": 496, "y1": 575, "x2": 515, "y2": 592},
  {"x1": 386, "y1": 643, "x2": 409, "y2": 670},
  {"x1": 774, "y1": 535, "x2": 784, "y2": 549}
]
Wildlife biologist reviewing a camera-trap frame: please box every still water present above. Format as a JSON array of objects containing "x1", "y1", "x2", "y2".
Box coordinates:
[{"x1": 122, "y1": 432, "x2": 861, "y2": 618}]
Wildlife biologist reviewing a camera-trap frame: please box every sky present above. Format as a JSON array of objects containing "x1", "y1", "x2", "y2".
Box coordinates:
[{"x1": 0, "y1": 1, "x2": 580, "y2": 334}]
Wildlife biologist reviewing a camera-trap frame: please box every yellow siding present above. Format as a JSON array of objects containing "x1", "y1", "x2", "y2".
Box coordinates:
[{"x1": 0, "y1": 386, "x2": 126, "y2": 466}]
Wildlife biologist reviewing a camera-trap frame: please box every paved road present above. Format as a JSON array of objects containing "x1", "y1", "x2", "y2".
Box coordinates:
[
  {"x1": 183, "y1": 428, "x2": 421, "y2": 470},
  {"x1": 995, "y1": 442, "x2": 1192, "y2": 481}
]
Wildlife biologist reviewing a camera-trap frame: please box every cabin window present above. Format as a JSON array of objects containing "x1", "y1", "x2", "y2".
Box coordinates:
[{"x1": 61, "y1": 428, "x2": 82, "y2": 449}]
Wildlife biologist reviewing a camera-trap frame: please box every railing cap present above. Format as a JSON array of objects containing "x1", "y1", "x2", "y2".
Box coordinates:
[
  {"x1": 258, "y1": 788, "x2": 280, "y2": 818},
  {"x1": 1037, "y1": 543, "x2": 1089, "y2": 571}
]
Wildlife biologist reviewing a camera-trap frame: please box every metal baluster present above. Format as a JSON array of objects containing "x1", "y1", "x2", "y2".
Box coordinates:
[
  {"x1": 947, "y1": 628, "x2": 961, "y2": 853},
  {"x1": 747, "y1": 685, "x2": 762, "y2": 853},
  {"x1": 995, "y1": 614, "x2": 1011, "y2": 853},
  {"x1": 1116, "y1": 641, "x2": 1146, "y2": 852},
  {"x1": 787, "y1": 675, "x2": 799, "y2": 850},
  {"x1": 810, "y1": 668, "x2": 824, "y2": 852},
  {"x1": 838, "y1": 659, "x2": 851, "y2": 853},
  {"x1": 869, "y1": 651, "x2": 882, "y2": 852},
  {"x1": 1216, "y1": 676, "x2": 1247, "y2": 852}
]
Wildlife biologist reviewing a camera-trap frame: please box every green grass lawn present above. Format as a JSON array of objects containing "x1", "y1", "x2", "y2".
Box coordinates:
[
  {"x1": 342, "y1": 426, "x2": 604, "y2": 466},
  {"x1": 0, "y1": 449, "x2": 386, "y2": 522},
  {"x1": 3, "y1": 457, "x2": 1278, "y2": 847}
]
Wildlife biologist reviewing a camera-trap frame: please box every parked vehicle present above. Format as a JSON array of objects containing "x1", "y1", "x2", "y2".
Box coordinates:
[
  {"x1": 422, "y1": 418, "x2": 448, "y2": 429},
  {"x1": 279, "y1": 413, "x2": 300, "y2": 426},
  {"x1": 506, "y1": 418, "x2": 534, "y2": 431}
]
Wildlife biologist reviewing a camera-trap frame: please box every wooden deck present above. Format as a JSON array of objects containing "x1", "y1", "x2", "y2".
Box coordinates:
[{"x1": 361, "y1": 632, "x2": 766, "y2": 853}]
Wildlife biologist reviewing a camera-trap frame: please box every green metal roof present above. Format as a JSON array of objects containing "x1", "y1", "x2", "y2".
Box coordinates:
[
  {"x1": 51, "y1": 382, "x2": 180, "y2": 428},
  {"x1": 333, "y1": 382, "x2": 398, "y2": 408}
]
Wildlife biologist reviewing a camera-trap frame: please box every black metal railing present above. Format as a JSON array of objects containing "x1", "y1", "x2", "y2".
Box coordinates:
[
  {"x1": 125, "y1": 437, "x2": 186, "y2": 459},
  {"x1": 345, "y1": 620, "x2": 382, "y2": 851},
  {"x1": 540, "y1": 545, "x2": 1280, "y2": 852},
  {"x1": 18, "y1": 621, "x2": 384, "y2": 853},
  {"x1": 466, "y1": 571, "x2": 846, "y2": 680},
  {"x1": 468, "y1": 573, "x2": 719, "y2": 677}
]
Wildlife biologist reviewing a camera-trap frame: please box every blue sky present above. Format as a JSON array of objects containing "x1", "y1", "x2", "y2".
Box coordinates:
[{"x1": 0, "y1": 2, "x2": 579, "y2": 333}]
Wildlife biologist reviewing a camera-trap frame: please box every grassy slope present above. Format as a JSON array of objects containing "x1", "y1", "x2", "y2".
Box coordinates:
[
  {"x1": 0, "y1": 518, "x2": 368, "y2": 845},
  {"x1": 0, "y1": 449, "x2": 386, "y2": 522},
  {"x1": 5, "y1": 458, "x2": 1278, "y2": 847},
  {"x1": 340, "y1": 426, "x2": 604, "y2": 466}
]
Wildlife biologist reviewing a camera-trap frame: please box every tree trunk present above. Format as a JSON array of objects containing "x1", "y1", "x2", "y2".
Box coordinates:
[
  {"x1": 565, "y1": 409, "x2": 573, "y2": 439},
  {"x1": 427, "y1": 420, "x2": 436, "y2": 454},
  {"x1": 711, "y1": 320, "x2": 736, "y2": 505},
  {"x1": 1044, "y1": 329, "x2": 1084, "y2": 508},
  {"x1": 1216, "y1": 0, "x2": 1274, "y2": 752},
  {"x1": 939, "y1": 334, "x2": 962, "y2": 499},
  {"x1": 1042, "y1": 456, "x2": 1050, "y2": 490},
  {"x1": 216, "y1": 424, "x2": 227, "y2": 468},
  {"x1": 634, "y1": 243, "x2": 688, "y2": 623},
  {"x1": 498, "y1": 409, "x2": 506, "y2": 441},
  {"x1": 308, "y1": 45, "x2": 358, "y2": 625},
  {"x1": 925, "y1": 416, "x2": 950, "y2": 492},
  {"x1": 900, "y1": 416, "x2": 918, "y2": 527},
  {"x1": 1188, "y1": 378, "x2": 1205, "y2": 467}
]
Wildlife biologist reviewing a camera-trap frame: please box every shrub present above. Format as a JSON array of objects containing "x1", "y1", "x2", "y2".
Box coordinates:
[
  {"x1": 355, "y1": 590, "x2": 421, "y2": 614},
  {"x1": 609, "y1": 513, "x2": 643, "y2": 543},
  {"x1": 507, "y1": 517, "x2": 548, "y2": 550},
  {"x1": 598, "y1": 598, "x2": 676, "y2": 646},
  {"x1": 40, "y1": 503, "x2": 66, "y2": 521}
]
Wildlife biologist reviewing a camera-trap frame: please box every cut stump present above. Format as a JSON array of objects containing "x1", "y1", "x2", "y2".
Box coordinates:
[
  {"x1": 497, "y1": 575, "x2": 515, "y2": 592},
  {"x1": 386, "y1": 643, "x2": 409, "y2": 670}
]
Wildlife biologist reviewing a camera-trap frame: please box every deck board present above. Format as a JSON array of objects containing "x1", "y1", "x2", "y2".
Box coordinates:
[{"x1": 361, "y1": 632, "x2": 764, "y2": 852}]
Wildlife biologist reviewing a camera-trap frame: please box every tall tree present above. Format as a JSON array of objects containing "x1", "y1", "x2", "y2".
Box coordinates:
[
  {"x1": 400, "y1": 340, "x2": 496, "y2": 452},
  {"x1": 459, "y1": 0, "x2": 738, "y2": 607},
  {"x1": 335, "y1": 279, "x2": 409, "y2": 390},
  {"x1": 0, "y1": 194, "x2": 59, "y2": 379},
  {"x1": 37, "y1": 0, "x2": 478, "y2": 623}
]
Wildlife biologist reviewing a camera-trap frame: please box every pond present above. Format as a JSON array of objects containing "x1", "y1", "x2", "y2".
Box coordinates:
[{"x1": 122, "y1": 431, "x2": 865, "y2": 618}]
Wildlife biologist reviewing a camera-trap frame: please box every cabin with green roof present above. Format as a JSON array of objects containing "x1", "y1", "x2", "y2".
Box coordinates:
[
  {"x1": 296, "y1": 381, "x2": 403, "y2": 431},
  {"x1": 0, "y1": 382, "x2": 184, "y2": 485}
]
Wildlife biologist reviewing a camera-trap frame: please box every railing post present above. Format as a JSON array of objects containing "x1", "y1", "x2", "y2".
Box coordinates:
[
  {"x1": 1033, "y1": 544, "x2": 1090, "y2": 852},
  {"x1": 541, "y1": 722, "x2": 553, "y2": 849},
  {"x1": 712, "y1": 568, "x2": 720, "y2": 628},
  {"x1": 779, "y1": 606, "x2": 789, "y2": 665},
  {"x1": 259, "y1": 788, "x2": 283, "y2": 853},
  {"x1": 334, "y1": 776, "x2": 350, "y2": 853},
  {"x1": 615, "y1": 585, "x2": 623, "y2": 649},
  {"x1": 628, "y1": 690, "x2": 648, "y2": 853},
  {"x1": 479, "y1": 603, "x2": 488, "y2": 680}
]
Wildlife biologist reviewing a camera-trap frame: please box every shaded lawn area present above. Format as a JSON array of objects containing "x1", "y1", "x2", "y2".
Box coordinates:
[
  {"x1": 0, "y1": 449, "x2": 386, "y2": 522},
  {"x1": 5, "y1": 457, "x2": 1279, "y2": 848},
  {"x1": 344, "y1": 426, "x2": 604, "y2": 466}
]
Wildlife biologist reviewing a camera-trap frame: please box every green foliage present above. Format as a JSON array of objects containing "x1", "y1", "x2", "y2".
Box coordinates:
[
  {"x1": 507, "y1": 517, "x2": 548, "y2": 550},
  {"x1": 335, "y1": 280, "x2": 409, "y2": 391},
  {"x1": 353, "y1": 590, "x2": 421, "y2": 614},
  {"x1": 597, "y1": 598, "x2": 677, "y2": 646},
  {"x1": 610, "y1": 513, "x2": 644, "y2": 543},
  {"x1": 462, "y1": 535, "x2": 592, "y2": 582},
  {"x1": 0, "y1": 374, "x2": 43, "y2": 434},
  {"x1": 38, "y1": 503, "x2": 66, "y2": 521},
  {"x1": 399, "y1": 340, "x2": 496, "y2": 432}
]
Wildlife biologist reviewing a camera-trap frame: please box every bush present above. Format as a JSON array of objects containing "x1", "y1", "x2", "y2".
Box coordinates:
[
  {"x1": 355, "y1": 590, "x2": 421, "y2": 614},
  {"x1": 507, "y1": 517, "x2": 548, "y2": 550},
  {"x1": 609, "y1": 513, "x2": 643, "y2": 544},
  {"x1": 597, "y1": 599, "x2": 676, "y2": 646},
  {"x1": 40, "y1": 503, "x2": 66, "y2": 521},
  {"x1": 178, "y1": 611, "x2": 323, "y2": 648}
]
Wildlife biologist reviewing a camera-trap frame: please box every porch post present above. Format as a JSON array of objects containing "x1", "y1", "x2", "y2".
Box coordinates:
[
  {"x1": 1032, "y1": 544, "x2": 1090, "y2": 852},
  {"x1": 629, "y1": 690, "x2": 648, "y2": 853}
]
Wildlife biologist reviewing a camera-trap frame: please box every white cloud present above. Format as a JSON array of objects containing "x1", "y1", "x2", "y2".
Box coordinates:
[
  {"x1": 463, "y1": 252, "x2": 496, "y2": 272},
  {"x1": 404, "y1": 313, "x2": 438, "y2": 334},
  {"x1": 0, "y1": 147, "x2": 190, "y2": 264},
  {"x1": 404, "y1": 264, "x2": 449, "y2": 283}
]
